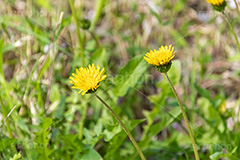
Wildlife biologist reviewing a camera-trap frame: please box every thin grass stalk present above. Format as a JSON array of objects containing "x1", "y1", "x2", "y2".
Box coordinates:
[
  {"x1": 68, "y1": 0, "x2": 85, "y2": 66},
  {"x1": 233, "y1": 0, "x2": 240, "y2": 15}
]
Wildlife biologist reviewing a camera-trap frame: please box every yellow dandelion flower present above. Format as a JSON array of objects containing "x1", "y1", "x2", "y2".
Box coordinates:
[
  {"x1": 206, "y1": 0, "x2": 225, "y2": 6},
  {"x1": 144, "y1": 45, "x2": 175, "y2": 66},
  {"x1": 69, "y1": 64, "x2": 107, "y2": 95},
  {"x1": 206, "y1": 0, "x2": 226, "y2": 12},
  {"x1": 144, "y1": 45, "x2": 175, "y2": 73}
]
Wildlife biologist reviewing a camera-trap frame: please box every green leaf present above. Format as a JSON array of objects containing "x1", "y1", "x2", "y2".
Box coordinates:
[
  {"x1": 150, "y1": 107, "x2": 181, "y2": 135},
  {"x1": 210, "y1": 151, "x2": 232, "y2": 160},
  {"x1": 173, "y1": 0, "x2": 187, "y2": 13},
  {"x1": 170, "y1": 30, "x2": 188, "y2": 47},
  {"x1": 141, "y1": 107, "x2": 181, "y2": 145},
  {"x1": 34, "y1": 118, "x2": 53, "y2": 159},
  {"x1": 194, "y1": 84, "x2": 211, "y2": 100},
  {"x1": 9, "y1": 152, "x2": 21, "y2": 160},
  {"x1": 0, "y1": 138, "x2": 17, "y2": 151},
  {"x1": 113, "y1": 55, "x2": 148, "y2": 97},
  {"x1": 197, "y1": 97, "x2": 225, "y2": 133},
  {"x1": 128, "y1": 107, "x2": 181, "y2": 160},
  {"x1": 37, "y1": 56, "x2": 51, "y2": 82},
  {"x1": 83, "y1": 128, "x2": 103, "y2": 146},
  {"x1": 49, "y1": 84, "x2": 60, "y2": 103},
  {"x1": 0, "y1": 19, "x2": 50, "y2": 44},
  {"x1": 42, "y1": 118, "x2": 53, "y2": 131},
  {"x1": 91, "y1": 0, "x2": 106, "y2": 29},
  {"x1": 36, "y1": 0, "x2": 53, "y2": 11},
  {"x1": 94, "y1": 122, "x2": 103, "y2": 137},
  {"x1": 81, "y1": 147, "x2": 103, "y2": 160},
  {"x1": 55, "y1": 95, "x2": 66, "y2": 119},
  {"x1": 60, "y1": 134, "x2": 83, "y2": 152},
  {"x1": 103, "y1": 125, "x2": 121, "y2": 142},
  {"x1": 91, "y1": 48, "x2": 108, "y2": 67},
  {"x1": 104, "y1": 119, "x2": 145, "y2": 159}
]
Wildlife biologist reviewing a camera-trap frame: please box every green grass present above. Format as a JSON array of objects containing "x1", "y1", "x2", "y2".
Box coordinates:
[{"x1": 1, "y1": 0, "x2": 240, "y2": 159}]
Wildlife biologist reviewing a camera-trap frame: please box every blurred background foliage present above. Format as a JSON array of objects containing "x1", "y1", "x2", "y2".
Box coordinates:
[{"x1": 0, "y1": 0, "x2": 240, "y2": 159}]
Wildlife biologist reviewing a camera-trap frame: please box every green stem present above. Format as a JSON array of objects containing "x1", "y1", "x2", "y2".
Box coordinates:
[
  {"x1": 164, "y1": 73, "x2": 199, "y2": 160},
  {"x1": 190, "y1": 53, "x2": 197, "y2": 125},
  {"x1": 233, "y1": 0, "x2": 240, "y2": 16},
  {"x1": 78, "y1": 104, "x2": 87, "y2": 140},
  {"x1": 222, "y1": 12, "x2": 240, "y2": 54},
  {"x1": 91, "y1": 0, "x2": 105, "y2": 30},
  {"x1": 0, "y1": 97, "x2": 13, "y2": 138},
  {"x1": 68, "y1": 0, "x2": 85, "y2": 66},
  {"x1": 94, "y1": 94, "x2": 146, "y2": 160}
]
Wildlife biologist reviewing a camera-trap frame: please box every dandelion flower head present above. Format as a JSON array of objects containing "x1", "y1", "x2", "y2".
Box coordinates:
[
  {"x1": 206, "y1": 0, "x2": 225, "y2": 6},
  {"x1": 69, "y1": 64, "x2": 107, "y2": 95},
  {"x1": 144, "y1": 45, "x2": 175, "y2": 66}
]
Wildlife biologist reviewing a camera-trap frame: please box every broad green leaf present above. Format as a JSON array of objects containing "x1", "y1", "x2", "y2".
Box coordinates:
[{"x1": 113, "y1": 55, "x2": 148, "y2": 97}]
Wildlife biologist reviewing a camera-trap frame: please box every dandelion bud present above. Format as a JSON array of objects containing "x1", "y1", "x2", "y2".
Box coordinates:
[{"x1": 79, "y1": 19, "x2": 91, "y2": 30}]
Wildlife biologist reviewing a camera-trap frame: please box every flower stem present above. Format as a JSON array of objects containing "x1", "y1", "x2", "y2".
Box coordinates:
[
  {"x1": 94, "y1": 94, "x2": 146, "y2": 160},
  {"x1": 233, "y1": 0, "x2": 240, "y2": 16},
  {"x1": 164, "y1": 73, "x2": 199, "y2": 160},
  {"x1": 222, "y1": 12, "x2": 240, "y2": 54},
  {"x1": 68, "y1": 0, "x2": 85, "y2": 66}
]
